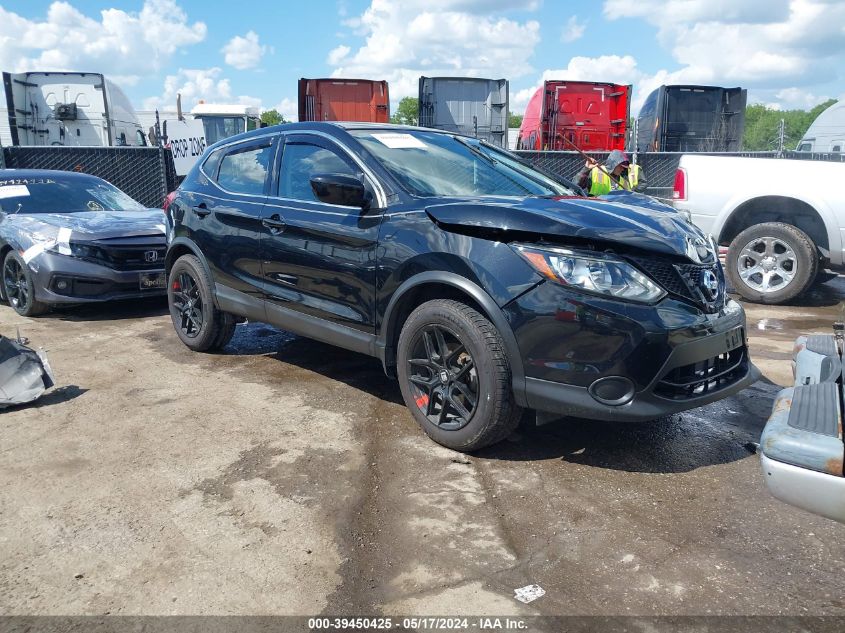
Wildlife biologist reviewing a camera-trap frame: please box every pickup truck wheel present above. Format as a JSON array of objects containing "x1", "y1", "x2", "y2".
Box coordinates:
[
  {"x1": 397, "y1": 299, "x2": 522, "y2": 452},
  {"x1": 726, "y1": 222, "x2": 818, "y2": 304},
  {"x1": 168, "y1": 254, "x2": 235, "y2": 352}
]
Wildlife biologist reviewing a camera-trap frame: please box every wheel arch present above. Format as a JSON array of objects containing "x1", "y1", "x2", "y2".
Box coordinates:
[
  {"x1": 165, "y1": 237, "x2": 220, "y2": 308},
  {"x1": 0, "y1": 241, "x2": 12, "y2": 301},
  {"x1": 378, "y1": 271, "x2": 527, "y2": 406},
  {"x1": 718, "y1": 196, "x2": 830, "y2": 261}
]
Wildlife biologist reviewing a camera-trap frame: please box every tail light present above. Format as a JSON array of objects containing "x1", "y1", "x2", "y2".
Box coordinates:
[
  {"x1": 672, "y1": 168, "x2": 687, "y2": 200},
  {"x1": 162, "y1": 191, "x2": 176, "y2": 218}
]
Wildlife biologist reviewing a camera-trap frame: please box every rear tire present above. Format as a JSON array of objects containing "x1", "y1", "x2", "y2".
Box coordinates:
[
  {"x1": 726, "y1": 222, "x2": 817, "y2": 304},
  {"x1": 168, "y1": 254, "x2": 235, "y2": 352},
  {"x1": 397, "y1": 299, "x2": 522, "y2": 452},
  {"x1": 3, "y1": 251, "x2": 48, "y2": 317}
]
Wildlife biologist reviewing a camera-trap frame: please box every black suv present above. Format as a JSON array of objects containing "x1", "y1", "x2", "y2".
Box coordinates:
[{"x1": 165, "y1": 122, "x2": 759, "y2": 451}]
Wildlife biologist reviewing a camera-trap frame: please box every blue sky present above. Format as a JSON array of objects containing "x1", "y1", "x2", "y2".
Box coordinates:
[{"x1": 1, "y1": 0, "x2": 843, "y2": 119}]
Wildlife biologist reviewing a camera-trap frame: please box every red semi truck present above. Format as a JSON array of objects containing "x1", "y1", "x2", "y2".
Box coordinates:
[
  {"x1": 517, "y1": 81, "x2": 631, "y2": 151},
  {"x1": 298, "y1": 78, "x2": 390, "y2": 123}
]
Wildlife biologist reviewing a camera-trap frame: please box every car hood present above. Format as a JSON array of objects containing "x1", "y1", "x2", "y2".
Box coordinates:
[
  {"x1": 4, "y1": 210, "x2": 166, "y2": 242},
  {"x1": 424, "y1": 193, "x2": 714, "y2": 262}
]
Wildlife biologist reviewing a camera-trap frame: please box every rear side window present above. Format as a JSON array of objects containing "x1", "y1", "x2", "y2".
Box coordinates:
[
  {"x1": 202, "y1": 147, "x2": 225, "y2": 179},
  {"x1": 278, "y1": 143, "x2": 357, "y2": 202},
  {"x1": 217, "y1": 143, "x2": 273, "y2": 195}
]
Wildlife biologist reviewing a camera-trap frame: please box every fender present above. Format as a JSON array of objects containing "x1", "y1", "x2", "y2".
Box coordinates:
[
  {"x1": 165, "y1": 236, "x2": 221, "y2": 308},
  {"x1": 714, "y1": 192, "x2": 840, "y2": 259},
  {"x1": 377, "y1": 270, "x2": 528, "y2": 407}
]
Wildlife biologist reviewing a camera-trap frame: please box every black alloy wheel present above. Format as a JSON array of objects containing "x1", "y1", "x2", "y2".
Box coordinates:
[
  {"x1": 407, "y1": 324, "x2": 478, "y2": 431},
  {"x1": 171, "y1": 270, "x2": 205, "y2": 338},
  {"x1": 167, "y1": 254, "x2": 236, "y2": 352},
  {"x1": 3, "y1": 251, "x2": 47, "y2": 316},
  {"x1": 4, "y1": 256, "x2": 29, "y2": 312}
]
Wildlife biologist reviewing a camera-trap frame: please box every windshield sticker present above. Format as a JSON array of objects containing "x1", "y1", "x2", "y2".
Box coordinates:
[
  {"x1": 371, "y1": 133, "x2": 427, "y2": 149},
  {"x1": 86, "y1": 187, "x2": 142, "y2": 211},
  {"x1": 0, "y1": 185, "x2": 30, "y2": 200}
]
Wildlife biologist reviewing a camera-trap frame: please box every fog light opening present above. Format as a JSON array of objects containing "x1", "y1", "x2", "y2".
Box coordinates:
[{"x1": 588, "y1": 376, "x2": 635, "y2": 406}]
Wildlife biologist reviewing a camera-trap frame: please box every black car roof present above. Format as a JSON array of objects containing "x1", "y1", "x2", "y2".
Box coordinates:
[
  {"x1": 0, "y1": 168, "x2": 105, "y2": 182},
  {"x1": 207, "y1": 121, "x2": 454, "y2": 150}
]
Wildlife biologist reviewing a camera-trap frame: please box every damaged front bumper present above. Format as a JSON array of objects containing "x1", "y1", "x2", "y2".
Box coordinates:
[
  {"x1": 504, "y1": 282, "x2": 759, "y2": 421},
  {"x1": 0, "y1": 335, "x2": 54, "y2": 408},
  {"x1": 760, "y1": 333, "x2": 845, "y2": 523},
  {"x1": 29, "y1": 251, "x2": 166, "y2": 304}
]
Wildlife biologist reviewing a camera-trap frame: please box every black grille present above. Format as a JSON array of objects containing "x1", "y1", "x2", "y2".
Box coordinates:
[
  {"x1": 82, "y1": 236, "x2": 166, "y2": 271},
  {"x1": 654, "y1": 347, "x2": 747, "y2": 400},
  {"x1": 628, "y1": 256, "x2": 723, "y2": 311}
]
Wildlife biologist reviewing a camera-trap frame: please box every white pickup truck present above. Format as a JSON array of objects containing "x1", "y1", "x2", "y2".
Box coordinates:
[{"x1": 673, "y1": 154, "x2": 845, "y2": 304}]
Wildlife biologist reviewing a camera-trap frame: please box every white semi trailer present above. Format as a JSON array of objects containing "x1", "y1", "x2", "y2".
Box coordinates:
[{"x1": 1, "y1": 71, "x2": 146, "y2": 147}]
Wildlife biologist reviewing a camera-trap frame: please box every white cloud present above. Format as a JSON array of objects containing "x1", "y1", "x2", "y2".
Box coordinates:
[
  {"x1": 222, "y1": 31, "x2": 268, "y2": 70},
  {"x1": 272, "y1": 98, "x2": 299, "y2": 122},
  {"x1": 560, "y1": 15, "x2": 586, "y2": 43},
  {"x1": 143, "y1": 67, "x2": 261, "y2": 110},
  {"x1": 601, "y1": 0, "x2": 845, "y2": 90},
  {"x1": 0, "y1": 0, "x2": 206, "y2": 85},
  {"x1": 327, "y1": 45, "x2": 351, "y2": 66},
  {"x1": 331, "y1": 0, "x2": 541, "y2": 105}
]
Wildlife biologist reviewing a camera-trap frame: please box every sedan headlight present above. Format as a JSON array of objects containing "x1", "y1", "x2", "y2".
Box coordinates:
[{"x1": 514, "y1": 245, "x2": 666, "y2": 303}]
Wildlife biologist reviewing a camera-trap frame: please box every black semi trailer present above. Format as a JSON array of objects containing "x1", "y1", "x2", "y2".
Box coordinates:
[{"x1": 635, "y1": 85, "x2": 747, "y2": 152}]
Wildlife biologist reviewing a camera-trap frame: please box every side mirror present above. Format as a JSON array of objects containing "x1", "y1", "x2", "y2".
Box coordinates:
[{"x1": 310, "y1": 173, "x2": 372, "y2": 208}]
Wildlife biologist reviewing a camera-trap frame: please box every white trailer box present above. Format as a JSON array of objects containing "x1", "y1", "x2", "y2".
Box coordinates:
[{"x1": 2, "y1": 71, "x2": 145, "y2": 147}]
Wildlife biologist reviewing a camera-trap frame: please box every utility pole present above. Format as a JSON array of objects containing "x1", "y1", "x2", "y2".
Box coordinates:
[{"x1": 777, "y1": 118, "x2": 785, "y2": 157}]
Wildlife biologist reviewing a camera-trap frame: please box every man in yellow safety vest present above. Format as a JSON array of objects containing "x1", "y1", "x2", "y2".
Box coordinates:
[{"x1": 576, "y1": 150, "x2": 645, "y2": 196}]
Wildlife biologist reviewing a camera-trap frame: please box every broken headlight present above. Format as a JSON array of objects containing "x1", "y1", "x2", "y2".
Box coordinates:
[{"x1": 514, "y1": 245, "x2": 666, "y2": 303}]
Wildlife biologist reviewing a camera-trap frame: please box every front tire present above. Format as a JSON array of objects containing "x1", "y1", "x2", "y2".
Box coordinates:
[
  {"x1": 726, "y1": 222, "x2": 818, "y2": 304},
  {"x1": 168, "y1": 254, "x2": 235, "y2": 352},
  {"x1": 397, "y1": 299, "x2": 522, "y2": 452},
  {"x1": 3, "y1": 251, "x2": 48, "y2": 316}
]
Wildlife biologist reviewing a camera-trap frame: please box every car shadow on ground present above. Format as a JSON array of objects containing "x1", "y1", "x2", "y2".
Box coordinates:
[
  {"x1": 477, "y1": 378, "x2": 779, "y2": 473},
  {"x1": 227, "y1": 323, "x2": 405, "y2": 407},
  {"x1": 46, "y1": 297, "x2": 169, "y2": 322},
  {"x1": 225, "y1": 323, "x2": 777, "y2": 475}
]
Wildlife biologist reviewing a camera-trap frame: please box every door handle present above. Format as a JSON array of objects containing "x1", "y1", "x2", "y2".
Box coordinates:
[
  {"x1": 261, "y1": 214, "x2": 287, "y2": 234},
  {"x1": 192, "y1": 204, "x2": 211, "y2": 218}
]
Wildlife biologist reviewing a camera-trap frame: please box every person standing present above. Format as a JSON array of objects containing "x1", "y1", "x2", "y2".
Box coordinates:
[{"x1": 577, "y1": 150, "x2": 646, "y2": 196}]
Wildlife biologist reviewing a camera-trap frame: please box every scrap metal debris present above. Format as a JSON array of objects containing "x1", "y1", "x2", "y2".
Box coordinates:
[
  {"x1": 513, "y1": 584, "x2": 545, "y2": 604},
  {"x1": 0, "y1": 333, "x2": 54, "y2": 408}
]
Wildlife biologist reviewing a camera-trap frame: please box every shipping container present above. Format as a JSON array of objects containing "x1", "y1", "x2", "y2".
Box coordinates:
[
  {"x1": 517, "y1": 81, "x2": 631, "y2": 151},
  {"x1": 418, "y1": 76, "x2": 508, "y2": 147},
  {"x1": 298, "y1": 78, "x2": 389, "y2": 123},
  {"x1": 636, "y1": 85, "x2": 747, "y2": 152}
]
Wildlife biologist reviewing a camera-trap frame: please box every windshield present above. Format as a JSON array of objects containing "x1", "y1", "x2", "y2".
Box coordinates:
[
  {"x1": 0, "y1": 176, "x2": 146, "y2": 214},
  {"x1": 201, "y1": 116, "x2": 246, "y2": 145},
  {"x1": 351, "y1": 130, "x2": 576, "y2": 197}
]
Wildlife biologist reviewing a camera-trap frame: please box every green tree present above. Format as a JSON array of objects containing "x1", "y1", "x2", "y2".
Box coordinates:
[
  {"x1": 260, "y1": 109, "x2": 287, "y2": 126},
  {"x1": 390, "y1": 97, "x2": 419, "y2": 125},
  {"x1": 508, "y1": 111, "x2": 523, "y2": 128},
  {"x1": 742, "y1": 99, "x2": 836, "y2": 151}
]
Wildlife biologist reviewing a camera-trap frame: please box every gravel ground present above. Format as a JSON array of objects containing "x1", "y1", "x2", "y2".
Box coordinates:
[{"x1": 1, "y1": 279, "x2": 844, "y2": 618}]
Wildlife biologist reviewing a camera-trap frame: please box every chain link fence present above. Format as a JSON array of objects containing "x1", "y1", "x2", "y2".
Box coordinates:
[
  {"x1": 516, "y1": 150, "x2": 845, "y2": 200},
  {"x1": 0, "y1": 146, "x2": 178, "y2": 208}
]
